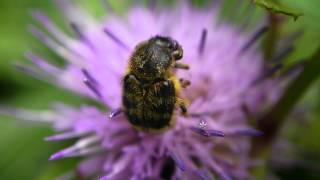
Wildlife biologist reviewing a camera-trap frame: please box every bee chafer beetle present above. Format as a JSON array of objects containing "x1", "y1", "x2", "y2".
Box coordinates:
[{"x1": 121, "y1": 36, "x2": 190, "y2": 132}]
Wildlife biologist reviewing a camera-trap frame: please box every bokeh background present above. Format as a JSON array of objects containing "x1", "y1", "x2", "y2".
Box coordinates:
[{"x1": 0, "y1": 0, "x2": 319, "y2": 179}]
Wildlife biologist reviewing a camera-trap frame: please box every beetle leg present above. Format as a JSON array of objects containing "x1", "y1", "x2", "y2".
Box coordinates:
[
  {"x1": 176, "y1": 97, "x2": 188, "y2": 115},
  {"x1": 174, "y1": 62, "x2": 189, "y2": 70},
  {"x1": 179, "y1": 78, "x2": 191, "y2": 88}
]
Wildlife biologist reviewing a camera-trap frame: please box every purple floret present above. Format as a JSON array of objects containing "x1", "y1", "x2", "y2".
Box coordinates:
[{"x1": 2, "y1": 1, "x2": 283, "y2": 179}]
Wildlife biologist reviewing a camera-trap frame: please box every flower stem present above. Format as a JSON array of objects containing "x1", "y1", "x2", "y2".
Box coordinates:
[
  {"x1": 263, "y1": 13, "x2": 281, "y2": 60},
  {"x1": 250, "y1": 47, "x2": 320, "y2": 179}
]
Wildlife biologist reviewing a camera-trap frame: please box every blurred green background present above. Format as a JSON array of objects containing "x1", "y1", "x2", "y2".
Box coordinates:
[{"x1": 0, "y1": 0, "x2": 319, "y2": 179}]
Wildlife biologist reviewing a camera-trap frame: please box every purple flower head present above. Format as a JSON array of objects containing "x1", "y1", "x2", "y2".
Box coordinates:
[{"x1": 3, "y1": 1, "x2": 282, "y2": 179}]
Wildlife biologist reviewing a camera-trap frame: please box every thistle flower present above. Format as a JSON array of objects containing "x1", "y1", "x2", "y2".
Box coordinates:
[{"x1": 2, "y1": 0, "x2": 283, "y2": 179}]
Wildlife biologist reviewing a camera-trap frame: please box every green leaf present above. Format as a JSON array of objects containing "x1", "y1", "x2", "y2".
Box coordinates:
[
  {"x1": 280, "y1": 0, "x2": 320, "y2": 65},
  {"x1": 252, "y1": 0, "x2": 303, "y2": 20}
]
